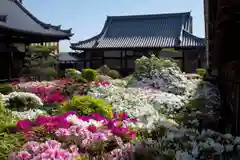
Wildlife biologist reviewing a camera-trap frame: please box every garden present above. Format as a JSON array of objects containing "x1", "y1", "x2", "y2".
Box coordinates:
[{"x1": 0, "y1": 55, "x2": 240, "y2": 160}]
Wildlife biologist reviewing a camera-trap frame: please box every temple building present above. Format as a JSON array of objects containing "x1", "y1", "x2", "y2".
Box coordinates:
[
  {"x1": 0, "y1": 0, "x2": 73, "y2": 81},
  {"x1": 71, "y1": 12, "x2": 205, "y2": 75}
]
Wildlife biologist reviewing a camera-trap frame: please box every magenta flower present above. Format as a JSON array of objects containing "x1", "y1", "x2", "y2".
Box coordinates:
[
  {"x1": 17, "y1": 119, "x2": 33, "y2": 132},
  {"x1": 35, "y1": 115, "x2": 52, "y2": 125},
  {"x1": 87, "y1": 125, "x2": 97, "y2": 132},
  {"x1": 90, "y1": 113, "x2": 105, "y2": 121},
  {"x1": 15, "y1": 151, "x2": 31, "y2": 160}
]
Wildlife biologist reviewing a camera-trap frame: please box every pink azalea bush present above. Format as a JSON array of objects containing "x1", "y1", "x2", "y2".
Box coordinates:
[
  {"x1": 12, "y1": 79, "x2": 72, "y2": 104},
  {"x1": 12, "y1": 79, "x2": 110, "y2": 103},
  {"x1": 12, "y1": 112, "x2": 136, "y2": 159}
]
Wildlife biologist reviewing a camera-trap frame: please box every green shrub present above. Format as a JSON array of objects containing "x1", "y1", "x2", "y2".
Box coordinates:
[
  {"x1": 75, "y1": 76, "x2": 88, "y2": 83},
  {"x1": 82, "y1": 69, "x2": 98, "y2": 82},
  {"x1": 65, "y1": 68, "x2": 81, "y2": 79},
  {"x1": 0, "y1": 84, "x2": 13, "y2": 95},
  {"x1": 62, "y1": 83, "x2": 84, "y2": 97},
  {"x1": 0, "y1": 133, "x2": 26, "y2": 160},
  {"x1": 61, "y1": 96, "x2": 113, "y2": 119},
  {"x1": 107, "y1": 69, "x2": 121, "y2": 79},
  {"x1": 196, "y1": 68, "x2": 207, "y2": 77}
]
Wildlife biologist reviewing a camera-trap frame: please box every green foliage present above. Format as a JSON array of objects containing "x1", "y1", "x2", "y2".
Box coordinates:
[
  {"x1": 65, "y1": 68, "x2": 87, "y2": 83},
  {"x1": 0, "y1": 97, "x2": 20, "y2": 132},
  {"x1": 196, "y1": 68, "x2": 207, "y2": 77},
  {"x1": 20, "y1": 45, "x2": 57, "y2": 80},
  {"x1": 82, "y1": 69, "x2": 98, "y2": 82},
  {"x1": 135, "y1": 54, "x2": 179, "y2": 78},
  {"x1": 61, "y1": 96, "x2": 113, "y2": 119},
  {"x1": 0, "y1": 132, "x2": 26, "y2": 160},
  {"x1": 107, "y1": 70, "x2": 121, "y2": 79},
  {"x1": 62, "y1": 83, "x2": 83, "y2": 97},
  {"x1": 0, "y1": 84, "x2": 13, "y2": 95},
  {"x1": 65, "y1": 68, "x2": 81, "y2": 79}
]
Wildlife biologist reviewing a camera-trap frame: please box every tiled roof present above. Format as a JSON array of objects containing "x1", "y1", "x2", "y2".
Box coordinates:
[
  {"x1": 57, "y1": 52, "x2": 80, "y2": 62},
  {"x1": 0, "y1": 0, "x2": 73, "y2": 39},
  {"x1": 71, "y1": 12, "x2": 204, "y2": 49},
  {"x1": 181, "y1": 30, "x2": 205, "y2": 47}
]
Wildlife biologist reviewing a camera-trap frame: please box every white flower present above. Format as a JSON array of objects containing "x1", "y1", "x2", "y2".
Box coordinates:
[
  {"x1": 210, "y1": 142, "x2": 224, "y2": 154},
  {"x1": 223, "y1": 133, "x2": 233, "y2": 140},
  {"x1": 234, "y1": 137, "x2": 240, "y2": 144},
  {"x1": 11, "y1": 109, "x2": 46, "y2": 120},
  {"x1": 2, "y1": 91, "x2": 43, "y2": 108}
]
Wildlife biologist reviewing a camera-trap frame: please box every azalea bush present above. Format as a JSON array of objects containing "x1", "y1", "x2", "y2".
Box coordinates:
[
  {"x1": 12, "y1": 112, "x2": 136, "y2": 159},
  {"x1": 0, "y1": 83, "x2": 14, "y2": 95},
  {"x1": 1, "y1": 92, "x2": 43, "y2": 110},
  {"x1": 61, "y1": 96, "x2": 113, "y2": 119},
  {"x1": 1, "y1": 55, "x2": 237, "y2": 159}
]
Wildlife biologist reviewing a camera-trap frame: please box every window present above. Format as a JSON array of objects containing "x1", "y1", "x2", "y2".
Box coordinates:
[
  {"x1": 105, "y1": 59, "x2": 121, "y2": 69},
  {"x1": 91, "y1": 52, "x2": 103, "y2": 59},
  {"x1": 91, "y1": 60, "x2": 103, "y2": 69},
  {"x1": 127, "y1": 59, "x2": 135, "y2": 69}
]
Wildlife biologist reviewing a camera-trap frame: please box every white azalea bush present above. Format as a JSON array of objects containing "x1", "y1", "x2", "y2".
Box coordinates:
[
  {"x1": 1, "y1": 91, "x2": 43, "y2": 110},
  {"x1": 85, "y1": 55, "x2": 231, "y2": 159},
  {"x1": 130, "y1": 55, "x2": 190, "y2": 95},
  {"x1": 11, "y1": 109, "x2": 47, "y2": 120}
]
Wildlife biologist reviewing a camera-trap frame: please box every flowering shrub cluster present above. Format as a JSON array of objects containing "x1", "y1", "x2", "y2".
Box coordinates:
[
  {"x1": 12, "y1": 112, "x2": 136, "y2": 159},
  {"x1": 1, "y1": 92, "x2": 43, "y2": 110},
  {"x1": 1, "y1": 56, "x2": 238, "y2": 160},
  {"x1": 12, "y1": 79, "x2": 72, "y2": 104}
]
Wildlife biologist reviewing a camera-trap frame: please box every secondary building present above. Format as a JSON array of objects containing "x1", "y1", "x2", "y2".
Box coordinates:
[{"x1": 71, "y1": 12, "x2": 205, "y2": 75}]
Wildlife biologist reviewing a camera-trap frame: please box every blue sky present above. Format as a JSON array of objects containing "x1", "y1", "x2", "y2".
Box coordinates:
[{"x1": 23, "y1": 0, "x2": 204, "y2": 52}]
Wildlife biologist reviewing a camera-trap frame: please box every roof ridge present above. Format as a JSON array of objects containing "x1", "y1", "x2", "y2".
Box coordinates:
[
  {"x1": 107, "y1": 11, "x2": 191, "y2": 20},
  {"x1": 12, "y1": 0, "x2": 72, "y2": 35},
  {"x1": 182, "y1": 29, "x2": 205, "y2": 39}
]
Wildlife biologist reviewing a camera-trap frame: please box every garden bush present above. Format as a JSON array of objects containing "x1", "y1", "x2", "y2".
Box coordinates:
[
  {"x1": 2, "y1": 92, "x2": 43, "y2": 110},
  {"x1": 61, "y1": 95, "x2": 113, "y2": 119},
  {"x1": 196, "y1": 68, "x2": 207, "y2": 77},
  {"x1": 107, "y1": 69, "x2": 121, "y2": 79},
  {"x1": 0, "y1": 83, "x2": 14, "y2": 95},
  {"x1": 82, "y1": 69, "x2": 98, "y2": 82},
  {"x1": 96, "y1": 75, "x2": 112, "y2": 81},
  {"x1": 65, "y1": 68, "x2": 81, "y2": 80},
  {"x1": 97, "y1": 65, "x2": 111, "y2": 75},
  {"x1": 0, "y1": 133, "x2": 26, "y2": 160}
]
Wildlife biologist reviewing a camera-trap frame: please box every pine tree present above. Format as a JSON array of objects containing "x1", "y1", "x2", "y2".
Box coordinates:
[{"x1": 20, "y1": 45, "x2": 58, "y2": 81}]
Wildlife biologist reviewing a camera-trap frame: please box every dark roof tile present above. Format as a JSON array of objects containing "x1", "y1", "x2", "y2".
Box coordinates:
[
  {"x1": 58, "y1": 52, "x2": 79, "y2": 62},
  {"x1": 181, "y1": 30, "x2": 205, "y2": 47},
  {"x1": 71, "y1": 12, "x2": 204, "y2": 49},
  {"x1": 0, "y1": 0, "x2": 73, "y2": 38}
]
